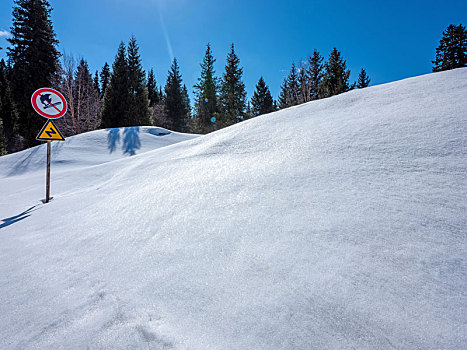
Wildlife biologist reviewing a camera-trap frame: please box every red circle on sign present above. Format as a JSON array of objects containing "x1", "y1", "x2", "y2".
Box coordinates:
[{"x1": 31, "y1": 88, "x2": 68, "y2": 119}]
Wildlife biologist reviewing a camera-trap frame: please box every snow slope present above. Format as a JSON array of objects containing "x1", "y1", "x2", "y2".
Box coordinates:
[{"x1": 0, "y1": 68, "x2": 466, "y2": 349}]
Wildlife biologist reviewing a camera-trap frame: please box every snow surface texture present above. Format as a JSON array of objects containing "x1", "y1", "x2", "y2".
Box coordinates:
[{"x1": 0, "y1": 69, "x2": 466, "y2": 349}]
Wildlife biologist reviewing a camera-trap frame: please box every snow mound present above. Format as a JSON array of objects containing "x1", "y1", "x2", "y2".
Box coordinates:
[
  {"x1": 0, "y1": 68, "x2": 466, "y2": 349},
  {"x1": 0, "y1": 126, "x2": 197, "y2": 177}
]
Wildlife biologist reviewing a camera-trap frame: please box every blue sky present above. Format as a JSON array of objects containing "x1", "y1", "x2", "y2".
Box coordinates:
[{"x1": 0, "y1": 0, "x2": 466, "y2": 103}]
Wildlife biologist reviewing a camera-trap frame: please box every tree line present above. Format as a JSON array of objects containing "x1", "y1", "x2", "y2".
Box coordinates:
[{"x1": 1, "y1": 0, "x2": 466, "y2": 155}]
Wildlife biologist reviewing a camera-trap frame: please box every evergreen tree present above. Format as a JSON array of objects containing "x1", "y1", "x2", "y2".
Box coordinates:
[
  {"x1": 181, "y1": 84, "x2": 191, "y2": 116},
  {"x1": 251, "y1": 76, "x2": 275, "y2": 117},
  {"x1": 164, "y1": 58, "x2": 188, "y2": 132},
  {"x1": 278, "y1": 63, "x2": 300, "y2": 109},
  {"x1": 0, "y1": 120, "x2": 6, "y2": 156},
  {"x1": 93, "y1": 70, "x2": 100, "y2": 97},
  {"x1": 0, "y1": 106, "x2": 6, "y2": 156},
  {"x1": 356, "y1": 68, "x2": 371, "y2": 88},
  {"x1": 218, "y1": 44, "x2": 247, "y2": 127},
  {"x1": 287, "y1": 62, "x2": 300, "y2": 106},
  {"x1": 278, "y1": 77, "x2": 289, "y2": 109},
  {"x1": 307, "y1": 49, "x2": 323, "y2": 100},
  {"x1": 320, "y1": 48, "x2": 351, "y2": 98},
  {"x1": 147, "y1": 68, "x2": 160, "y2": 106},
  {"x1": 7, "y1": 0, "x2": 60, "y2": 147},
  {"x1": 244, "y1": 101, "x2": 254, "y2": 120},
  {"x1": 99, "y1": 62, "x2": 111, "y2": 99},
  {"x1": 181, "y1": 84, "x2": 191, "y2": 129},
  {"x1": 432, "y1": 24, "x2": 467, "y2": 72},
  {"x1": 100, "y1": 42, "x2": 129, "y2": 128},
  {"x1": 126, "y1": 36, "x2": 152, "y2": 126},
  {"x1": 298, "y1": 64, "x2": 309, "y2": 103},
  {"x1": 0, "y1": 59, "x2": 19, "y2": 153},
  {"x1": 193, "y1": 43, "x2": 219, "y2": 133},
  {"x1": 0, "y1": 61, "x2": 9, "y2": 154}
]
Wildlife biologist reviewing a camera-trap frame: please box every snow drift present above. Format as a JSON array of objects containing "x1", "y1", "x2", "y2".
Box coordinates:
[{"x1": 0, "y1": 68, "x2": 466, "y2": 349}]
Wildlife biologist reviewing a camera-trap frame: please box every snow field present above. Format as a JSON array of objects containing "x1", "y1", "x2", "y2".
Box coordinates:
[{"x1": 0, "y1": 68, "x2": 466, "y2": 349}]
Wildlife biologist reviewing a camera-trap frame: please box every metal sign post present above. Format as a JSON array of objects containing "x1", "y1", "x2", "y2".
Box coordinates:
[{"x1": 31, "y1": 87, "x2": 67, "y2": 204}]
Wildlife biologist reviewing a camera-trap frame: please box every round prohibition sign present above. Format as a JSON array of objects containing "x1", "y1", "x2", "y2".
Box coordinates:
[{"x1": 31, "y1": 87, "x2": 68, "y2": 119}]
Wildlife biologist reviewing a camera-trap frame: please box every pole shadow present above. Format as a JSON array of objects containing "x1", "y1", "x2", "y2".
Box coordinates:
[{"x1": 0, "y1": 205, "x2": 38, "y2": 230}]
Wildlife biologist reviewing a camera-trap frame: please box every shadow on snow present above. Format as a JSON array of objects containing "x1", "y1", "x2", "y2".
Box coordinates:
[
  {"x1": 0, "y1": 205, "x2": 39, "y2": 230},
  {"x1": 106, "y1": 127, "x2": 141, "y2": 156},
  {"x1": 7, "y1": 141, "x2": 66, "y2": 177}
]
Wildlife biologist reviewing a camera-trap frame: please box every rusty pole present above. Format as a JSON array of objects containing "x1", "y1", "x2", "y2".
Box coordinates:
[{"x1": 46, "y1": 140, "x2": 51, "y2": 203}]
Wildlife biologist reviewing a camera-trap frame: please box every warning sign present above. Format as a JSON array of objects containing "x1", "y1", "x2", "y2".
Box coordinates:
[
  {"x1": 36, "y1": 120, "x2": 65, "y2": 141},
  {"x1": 31, "y1": 87, "x2": 67, "y2": 119}
]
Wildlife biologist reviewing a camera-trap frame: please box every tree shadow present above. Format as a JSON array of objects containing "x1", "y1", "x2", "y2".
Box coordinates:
[
  {"x1": 52, "y1": 139, "x2": 66, "y2": 153},
  {"x1": 0, "y1": 205, "x2": 38, "y2": 230},
  {"x1": 7, "y1": 146, "x2": 43, "y2": 176},
  {"x1": 6, "y1": 140, "x2": 69, "y2": 177},
  {"x1": 107, "y1": 128, "x2": 121, "y2": 154},
  {"x1": 122, "y1": 127, "x2": 141, "y2": 156}
]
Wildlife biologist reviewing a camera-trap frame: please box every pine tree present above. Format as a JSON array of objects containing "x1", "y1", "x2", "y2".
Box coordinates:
[
  {"x1": 218, "y1": 44, "x2": 247, "y2": 127},
  {"x1": 93, "y1": 70, "x2": 100, "y2": 97},
  {"x1": 278, "y1": 63, "x2": 300, "y2": 109},
  {"x1": 100, "y1": 42, "x2": 129, "y2": 128},
  {"x1": 307, "y1": 49, "x2": 323, "y2": 100},
  {"x1": 0, "y1": 111, "x2": 6, "y2": 156},
  {"x1": 193, "y1": 43, "x2": 219, "y2": 133},
  {"x1": 0, "y1": 62, "x2": 9, "y2": 154},
  {"x1": 288, "y1": 63, "x2": 300, "y2": 106},
  {"x1": 99, "y1": 62, "x2": 111, "y2": 99},
  {"x1": 298, "y1": 64, "x2": 309, "y2": 103},
  {"x1": 182, "y1": 84, "x2": 191, "y2": 113},
  {"x1": 164, "y1": 58, "x2": 188, "y2": 132},
  {"x1": 126, "y1": 36, "x2": 152, "y2": 126},
  {"x1": 320, "y1": 48, "x2": 351, "y2": 98},
  {"x1": 356, "y1": 68, "x2": 370, "y2": 88},
  {"x1": 244, "y1": 101, "x2": 254, "y2": 120},
  {"x1": 251, "y1": 76, "x2": 275, "y2": 117},
  {"x1": 147, "y1": 68, "x2": 160, "y2": 106},
  {"x1": 0, "y1": 119, "x2": 6, "y2": 156},
  {"x1": 0, "y1": 59, "x2": 19, "y2": 153},
  {"x1": 278, "y1": 77, "x2": 289, "y2": 109},
  {"x1": 182, "y1": 84, "x2": 191, "y2": 127},
  {"x1": 7, "y1": 0, "x2": 60, "y2": 147},
  {"x1": 432, "y1": 24, "x2": 467, "y2": 72}
]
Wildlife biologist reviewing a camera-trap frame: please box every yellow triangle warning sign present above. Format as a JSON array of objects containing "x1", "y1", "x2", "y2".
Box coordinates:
[{"x1": 36, "y1": 120, "x2": 65, "y2": 141}]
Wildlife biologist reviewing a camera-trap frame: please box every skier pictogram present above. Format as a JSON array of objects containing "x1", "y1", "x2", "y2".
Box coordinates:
[
  {"x1": 31, "y1": 87, "x2": 67, "y2": 119},
  {"x1": 40, "y1": 93, "x2": 62, "y2": 110}
]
